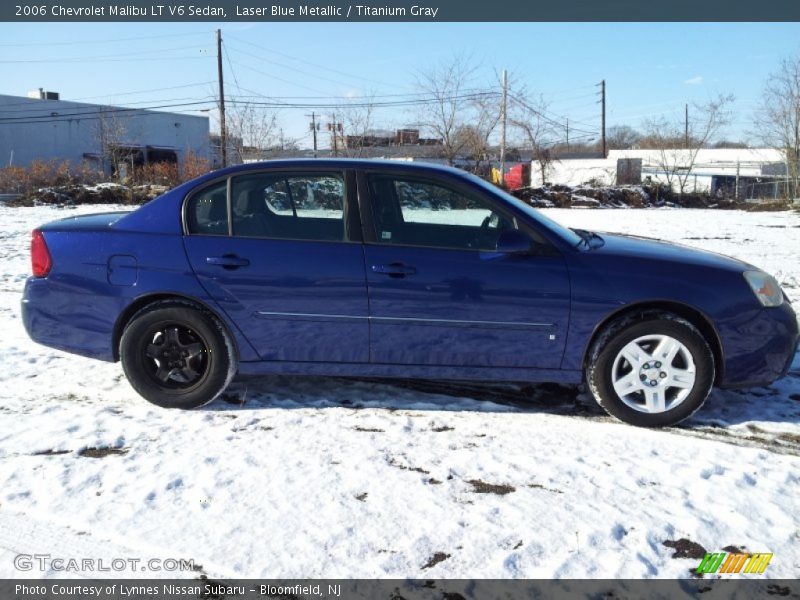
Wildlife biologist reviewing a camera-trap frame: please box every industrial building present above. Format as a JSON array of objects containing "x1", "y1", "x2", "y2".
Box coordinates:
[
  {"x1": 545, "y1": 148, "x2": 791, "y2": 200},
  {"x1": 0, "y1": 90, "x2": 210, "y2": 175}
]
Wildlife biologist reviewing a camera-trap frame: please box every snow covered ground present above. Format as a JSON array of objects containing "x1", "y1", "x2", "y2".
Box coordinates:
[{"x1": 0, "y1": 205, "x2": 797, "y2": 580}]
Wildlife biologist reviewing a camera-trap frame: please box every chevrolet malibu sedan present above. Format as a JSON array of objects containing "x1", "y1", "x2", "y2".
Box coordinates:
[{"x1": 21, "y1": 159, "x2": 798, "y2": 426}]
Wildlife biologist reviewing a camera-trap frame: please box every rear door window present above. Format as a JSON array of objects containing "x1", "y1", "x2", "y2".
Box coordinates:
[{"x1": 231, "y1": 172, "x2": 346, "y2": 241}]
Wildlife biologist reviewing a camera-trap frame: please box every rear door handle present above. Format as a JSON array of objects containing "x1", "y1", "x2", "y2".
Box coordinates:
[
  {"x1": 371, "y1": 263, "x2": 417, "y2": 278},
  {"x1": 206, "y1": 255, "x2": 250, "y2": 269}
]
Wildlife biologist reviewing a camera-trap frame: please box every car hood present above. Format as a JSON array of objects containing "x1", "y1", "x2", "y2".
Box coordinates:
[{"x1": 590, "y1": 232, "x2": 756, "y2": 273}]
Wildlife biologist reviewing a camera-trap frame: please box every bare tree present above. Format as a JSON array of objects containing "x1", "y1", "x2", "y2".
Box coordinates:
[
  {"x1": 226, "y1": 101, "x2": 279, "y2": 162},
  {"x1": 606, "y1": 125, "x2": 642, "y2": 150},
  {"x1": 642, "y1": 94, "x2": 734, "y2": 194},
  {"x1": 94, "y1": 108, "x2": 129, "y2": 178},
  {"x1": 458, "y1": 86, "x2": 503, "y2": 172},
  {"x1": 752, "y1": 54, "x2": 800, "y2": 199},
  {"x1": 338, "y1": 95, "x2": 377, "y2": 158},
  {"x1": 415, "y1": 55, "x2": 479, "y2": 165},
  {"x1": 510, "y1": 93, "x2": 558, "y2": 186}
]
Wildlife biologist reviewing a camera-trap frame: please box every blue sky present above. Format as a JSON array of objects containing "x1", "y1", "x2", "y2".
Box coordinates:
[{"x1": 1, "y1": 22, "x2": 799, "y2": 148}]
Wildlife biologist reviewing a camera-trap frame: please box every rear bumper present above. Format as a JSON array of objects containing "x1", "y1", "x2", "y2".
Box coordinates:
[
  {"x1": 21, "y1": 277, "x2": 116, "y2": 362},
  {"x1": 718, "y1": 301, "x2": 799, "y2": 388}
]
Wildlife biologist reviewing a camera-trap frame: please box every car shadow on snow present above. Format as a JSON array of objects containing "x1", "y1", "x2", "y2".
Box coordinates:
[
  {"x1": 207, "y1": 368, "x2": 800, "y2": 432},
  {"x1": 214, "y1": 374, "x2": 588, "y2": 416}
]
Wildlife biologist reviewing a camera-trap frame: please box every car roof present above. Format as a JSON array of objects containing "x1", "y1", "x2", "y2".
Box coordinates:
[{"x1": 210, "y1": 158, "x2": 467, "y2": 178}]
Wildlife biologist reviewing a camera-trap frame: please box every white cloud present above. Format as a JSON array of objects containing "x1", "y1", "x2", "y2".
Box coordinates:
[{"x1": 684, "y1": 76, "x2": 704, "y2": 86}]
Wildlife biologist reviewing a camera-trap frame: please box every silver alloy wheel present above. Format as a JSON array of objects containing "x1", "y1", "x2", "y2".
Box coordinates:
[{"x1": 611, "y1": 334, "x2": 696, "y2": 414}]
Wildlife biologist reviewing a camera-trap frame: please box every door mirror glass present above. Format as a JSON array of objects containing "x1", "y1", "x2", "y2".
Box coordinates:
[{"x1": 496, "y1": 229, "x2": 533, "y2": 254}]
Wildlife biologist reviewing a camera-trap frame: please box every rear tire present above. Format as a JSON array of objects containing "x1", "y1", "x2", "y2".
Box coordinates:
[
  {"x1": 587, "y1": 314, "x2": 715, "y2": 427},
  {"x1": 120, "y1": 303, "x2": 236, "y2": 409}
]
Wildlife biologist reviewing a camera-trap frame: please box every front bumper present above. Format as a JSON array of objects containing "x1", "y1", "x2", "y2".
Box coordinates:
[{"x1": 718, "y1": 300, "x2": 799, "y2": 388}]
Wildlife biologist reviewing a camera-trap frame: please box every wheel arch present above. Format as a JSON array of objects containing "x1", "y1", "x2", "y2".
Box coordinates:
[
  {"x1": 112, "y1": 293, "x2": 241, "y2": 363},
  {"x1": 582, "y1": 301, "x2": 724, "y2": 385}
]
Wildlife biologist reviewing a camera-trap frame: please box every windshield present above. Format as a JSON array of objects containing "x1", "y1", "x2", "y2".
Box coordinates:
[{"x1": 463, "y1": 172, "x2": 584, "y2": 247}]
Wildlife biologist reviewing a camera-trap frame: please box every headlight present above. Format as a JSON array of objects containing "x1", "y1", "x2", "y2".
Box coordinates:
[{"x1": 743, "y1": 271, "x2": 784, "y2": 307}]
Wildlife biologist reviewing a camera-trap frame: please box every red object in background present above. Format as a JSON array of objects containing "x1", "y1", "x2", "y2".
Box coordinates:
[{"x1": 504, "y1": 163, "x2": 529, "y2": 190}]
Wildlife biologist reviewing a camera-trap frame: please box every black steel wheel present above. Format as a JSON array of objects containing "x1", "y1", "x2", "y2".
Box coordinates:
[{"x1": 120, "y1": 303, "x2": 236, "y2": 409}]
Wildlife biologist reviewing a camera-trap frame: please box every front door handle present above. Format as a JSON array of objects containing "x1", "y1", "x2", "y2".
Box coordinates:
[
  {"x1": 206, "y1": 255, "x2": 250, "y2": 269},
  {"x1": 372, "y1": 263, "x2": 417, "y2": 278}
]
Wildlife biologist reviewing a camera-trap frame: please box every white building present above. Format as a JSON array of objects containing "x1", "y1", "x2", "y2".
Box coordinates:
[
  {"x1": 545, "y1": 148, "x2": 789, "y2": 199},
  {"x1": 0, "y1": 90, "x2": 210, "y2": 174}
]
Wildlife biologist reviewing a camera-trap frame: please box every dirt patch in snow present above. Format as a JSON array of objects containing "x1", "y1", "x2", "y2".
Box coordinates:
[
  {"x1": 421, "y1": 552, "x2": 451, "y2": 570},
  {"x1": 387, "y1": 456, "x2": 430, "y2": 474},
  {"x1": 467, "y1": 479, "x2": 515, "y2": 495},
  {"x1": 663, "y1": 538, "x2": 707, "y2": 559},
  {"x1": 32, "y1": 449, "x2": 70, "y2": 456},
  {"x1": 527, "y1": 483, "x2": 564, "y2": 494},
  {"x1": 78, "y1": 446, "x2": 129, "y2": 458}
]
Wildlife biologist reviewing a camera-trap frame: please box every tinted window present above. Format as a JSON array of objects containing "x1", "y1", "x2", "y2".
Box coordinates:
[
  {"x1": 367, "y1": 174, "x2": 515, "y2": 250},
  {"x1": 186, "y1": 181, "x2": 228, "y2": 235},
  {"x1": 231, "y1": 172, "x2": 345, "y2": 241}
]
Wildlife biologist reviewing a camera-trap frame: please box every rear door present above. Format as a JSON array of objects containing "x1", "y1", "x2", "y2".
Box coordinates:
[
  {"x1": 360, "y1": 170, "x2": 571, "y2": 369},
  {"x1": 182, "y1": 169, "x2": 369, "y2": 362}
]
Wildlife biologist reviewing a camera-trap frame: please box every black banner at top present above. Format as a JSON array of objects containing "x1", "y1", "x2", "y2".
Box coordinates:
[{"x1": 4, "y1": 0, "x2": 800, "y2": 22}]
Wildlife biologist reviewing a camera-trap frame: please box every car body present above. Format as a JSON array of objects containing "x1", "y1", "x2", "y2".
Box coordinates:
[{"x1": 21, "y1": 159, "x2": 799, "y2": 426}]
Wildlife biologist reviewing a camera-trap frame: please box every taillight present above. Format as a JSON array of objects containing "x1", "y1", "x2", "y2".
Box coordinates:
[{"x1": 31, "y1": 229, "x2": 52, "y2": 277}]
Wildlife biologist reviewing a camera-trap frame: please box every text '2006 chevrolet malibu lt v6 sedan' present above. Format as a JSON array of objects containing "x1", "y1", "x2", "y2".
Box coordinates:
[{"x1": 21, "y1": 160, "x2": 799, "y2": 426}]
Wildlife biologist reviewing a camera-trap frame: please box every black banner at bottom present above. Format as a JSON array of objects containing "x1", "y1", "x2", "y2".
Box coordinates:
[{"x1": 3, "y1": 579, "x2": 798, "y2": 600}]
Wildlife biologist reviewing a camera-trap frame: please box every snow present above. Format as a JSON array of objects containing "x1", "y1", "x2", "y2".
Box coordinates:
[{"x1": 0, "y1": 204, "x2": 797, "y2": 580}]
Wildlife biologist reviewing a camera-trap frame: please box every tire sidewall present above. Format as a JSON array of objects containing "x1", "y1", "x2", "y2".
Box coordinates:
[
  {"x1": 589, "y1": 318, "x2": 715, "y2": 427},
  {"x1": 120, "y1": 306, "x2": 231, "y2": 409}
]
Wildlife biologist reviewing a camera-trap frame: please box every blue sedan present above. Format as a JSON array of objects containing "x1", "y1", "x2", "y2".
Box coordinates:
[{"x1": 21, "y1": 160, "x2": 799, "y2": 426}]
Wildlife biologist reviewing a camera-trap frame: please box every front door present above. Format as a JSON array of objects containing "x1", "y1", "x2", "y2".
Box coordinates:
[
  {"x1": 183, "y1": 170, "x2": 369, "y2": 363},
  {"x1": 361, "y1": 172, "x2": 570, "y2": 369}
]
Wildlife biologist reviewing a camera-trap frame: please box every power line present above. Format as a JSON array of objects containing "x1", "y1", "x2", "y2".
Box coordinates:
[
  {"x1": 509, "y1": 93, "x2": 598, "y2": 136},
  {"x1": 0, "y1": 30, "x2": 211, "y2": 47},
  {"x1": 225, "y1": 58, "x2": 333, "y2": 96},
  {"x1": 0, "y1": 44, "x2": 212, "y2": 64},
  {"x1": 222, "y1": 91, "x2": 501, "y2": 110},
  {"x1": 224, "y1": 33, "x2": 410, "y2": 91},
  {"x1": 225, "y1": 43, "x2": 387, "y2": 94}
]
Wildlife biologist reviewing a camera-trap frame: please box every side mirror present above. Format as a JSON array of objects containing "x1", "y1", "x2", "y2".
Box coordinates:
[{"x1": 495, "y1": 229, "x2": 533, "y2": 254}]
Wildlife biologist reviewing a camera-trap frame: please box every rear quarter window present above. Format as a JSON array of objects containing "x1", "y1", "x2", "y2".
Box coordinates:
[{"x1": 186, "y1": 181, "x2": 228, "y2": 235}]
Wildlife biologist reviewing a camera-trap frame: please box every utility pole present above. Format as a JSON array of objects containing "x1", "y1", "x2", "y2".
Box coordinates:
[
  {"x1": 329, "y1": 114, "x2": 339, "y2": 157},
  {"x1": 499, "y1": 69, "x2": 508, "y2": 186},
  {"x1": 685, "y1": 103, "x2": 689, "y2": 148},
  {"x1": 566, "y1": 119, "x2": 570, "y2": 152},
  {"x1": 216, "y1": 29, "x2": 227, "y2": 168},
  {"x1": 600, "y1": 80, "x2": 606, "y2": 158},
  {"x1": 307, "y1": 112, "x2": 318, "y2": 158},
  {"x1": 794, "y1": 104, "x2": 799, "y2": 199}
]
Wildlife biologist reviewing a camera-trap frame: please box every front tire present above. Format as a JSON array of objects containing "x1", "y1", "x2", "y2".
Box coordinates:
[
  {"x1": 587, "y1": 314, "x2": 715, "y2": 427},
  {"x1": 120, "y1": 303, "x2": 236, "y2": 409}
]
